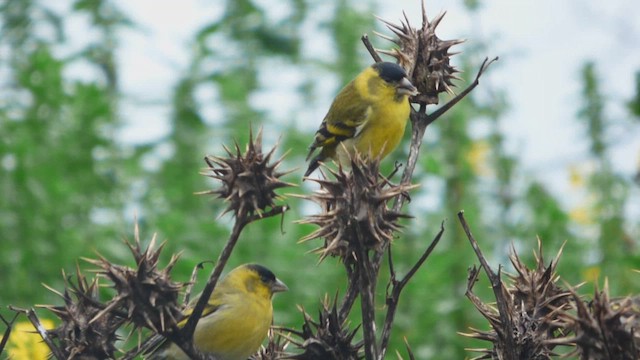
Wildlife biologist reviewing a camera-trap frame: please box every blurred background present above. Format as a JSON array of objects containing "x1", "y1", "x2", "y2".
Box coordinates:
[{"x1": 1, "y1": 0, "x2": 639, "y2": 358}]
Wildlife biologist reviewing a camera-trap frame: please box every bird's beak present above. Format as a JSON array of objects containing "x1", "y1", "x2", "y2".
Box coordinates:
[
  {"x1": 271, "y1": 278, "x2": 288, "y2": 293},
  {"x1": 396, "y1": 77, "x2": 419, "y2": 96}
]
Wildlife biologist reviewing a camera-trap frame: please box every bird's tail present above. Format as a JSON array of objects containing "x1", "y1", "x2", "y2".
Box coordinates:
[{"x1": 304, "y1": 155, "x2": 324, "y2": 178}]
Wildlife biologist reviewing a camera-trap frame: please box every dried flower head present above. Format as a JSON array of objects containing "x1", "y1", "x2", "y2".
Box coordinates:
[
  {"x1": 285, "y1": 296, "x2": 363, "y2": 360},
  {"x1": 462, "y1": 241, "x2": 572, "y2": 359},
  {"x1": 552, "y1": 281, "x2": 640, "y2": 359},
  {"x1": 200, "y1": 128, "x2": 293, "y2": 218},
  {"x1": 42, "y1": 268, "x2": 122, "y2": 359},
  {"x1": 299, "y1": 153, "x2": 415, "y2": 262},
  {"x1": 376, "y1": 0, "x2": 463, "y2": 104},
  {"x1": 85, "y1": 222, "x2": 184, "y2": 334},
  {"x1": 250, "y1": 328, "x2": 291, "y2": 360}
]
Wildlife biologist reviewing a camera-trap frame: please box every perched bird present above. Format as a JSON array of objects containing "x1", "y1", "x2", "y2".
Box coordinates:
[
  {"x1": 305, "y1": 62, "x2": 418, "y2": 177},
  {"x1": 147, "y1": 264, "x2": 288, "y2": 360}
]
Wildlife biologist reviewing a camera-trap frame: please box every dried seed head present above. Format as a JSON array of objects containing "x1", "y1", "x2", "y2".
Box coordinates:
[
  {"x1": 462, "y1": 241, "x2": 572, "y2": 360},
  {"x1": 285, "y1": 296, "x2": 363, "y2": 360},
  {"x1": 250, "y1": 328, "x2": 291, "y2": 360},
  {"x1": 85, "y1": 222, "x2": 184, "y2": 334},
  {"x1": 200, "y1": 128, "x2": 293, "y2": 218},
  {"x1": 299, "y1": 153, "x2": 415, "y2": 263},
  {"x1": 376, "y1": 0, "x2": 463, "y2": 104},
  {"x1": 507, "y1": 241, "x2": 571, "y2": 329},
  {"x1": 42, "y1": 268, "x2": 121, "y2": 359},
  {"x1": 553, "y1": 281, "x2": 640, "y2": 359}
]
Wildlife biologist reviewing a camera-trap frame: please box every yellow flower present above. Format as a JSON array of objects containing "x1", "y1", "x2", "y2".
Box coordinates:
[
  {"x1": 569, "y1": 165, "x2": 585, "y2": 189},
  {"x1": 6, "y1": 319, "x2": 54, "y2": 360},
  {"x1": 569, "y1": 206, "x2": 592, "y2": 225},
  {"x1": 582, "y1": 266, "x2": 601, "y2": 284},
  {"x1": 466, "y1": 140, "x2": 491, "y2": 176}
]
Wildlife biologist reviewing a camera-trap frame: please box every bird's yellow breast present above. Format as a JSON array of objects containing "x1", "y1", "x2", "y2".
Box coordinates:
[
  {"x1": 193, "y1": 292, "x2": 273, "y2": 360},
  {"x1": 162, "y1": 288, "x2": 273, "y2": 360},
  {"x1": 337, "y1": 68, "x2": 411, "y2": 163}
]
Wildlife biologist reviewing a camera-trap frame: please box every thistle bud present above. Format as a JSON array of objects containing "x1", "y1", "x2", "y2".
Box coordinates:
[
  {"x1": 377, "y1": 1, "x2": 463, "y2": 105},
  {"x1": 200, "y1": 128, "x2": 293, "y2": 218},
  {"x1": 299, "y1": 152, "x2": 415, "y2": 263}
]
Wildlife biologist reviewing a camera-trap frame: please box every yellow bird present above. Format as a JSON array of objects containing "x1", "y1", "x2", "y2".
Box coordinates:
[
  {"x1": 147, "y1": 264, "x2": 288, "y2": 360},
  {"x1": 304, "y1": 62, "x2": 418, "y2": 177}
]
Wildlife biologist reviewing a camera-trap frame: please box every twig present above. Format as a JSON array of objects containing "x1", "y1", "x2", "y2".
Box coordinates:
[
  {"x1": 246, "y1": 205, "x2": 289, "y2": 224},
  {"x1": 424, "y1": 57, "x2": 499, "y2": 126},
  {"x1": 178, "y1": 209, "x2": 249, "y2": 359},
  {"x1": 338, "y1": 265, "x2": 359, "y2": 323},
  {"x1": 184, "y1": 261, "x2": 213, "y2": 305},
  {"x1": 457, "y1": 211, "x2": 516, "y2": 360},
  {"x1": 0, "y1": 312, "x2": 19, "y2": 356},
  {"x1": 391, "y1": 103, "x2": 428, "y2": 214},
  {"x1": 378, "y1": 222, "x2": 445, "y2": 359},
  {"x1": 361, "y1": 34, "x2": 383, "y2": 63},
  {"x1": 354, "y1": 225, "x2": 378, "y2": 360},
  {"x1": 9, "y1": 306, "x2": 65, "y2": 360}
]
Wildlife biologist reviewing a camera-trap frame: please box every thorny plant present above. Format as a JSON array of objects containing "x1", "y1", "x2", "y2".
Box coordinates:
[
  {"x1": 294, "y1": 1, "x2": 494, "y2": 359},
  {"x1": 2, "y1": 1, "x2": 496, "y2": 359},
  {"x1": 9, "y1": 129, "x2": 292, "y2": 360},
  {"x1": 458, "y1": 211, "x2": 640, "y2": 360}
]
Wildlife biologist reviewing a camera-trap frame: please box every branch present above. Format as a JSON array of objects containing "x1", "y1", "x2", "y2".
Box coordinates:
[
  {"x1": 424, "y1": 57, "x2": 499, "y2": 126},
  {"x1": 378, "y1": 222, "x2": 445, "y2": 359},
  {"x1": 354, "y1": 225, "x2": 378, "y2": 360},
  {"x1": 392, "y1": 57, "x2": 498, "y2": 214},
  {"x1": 177, "y1": 213, "x2": 249, "y2": 359},
  {"x1": 184, "y1": 261, "x2": 214, "y2": 305},
  {"x1": 361, "y1": 34, "x2": 383, "y2": 63},
  {"x1": 338, "y1": 265, "x2": 359, "y2": 323},
  {"x1": 9, "y1": 306, "x2": 65, "y2": 360},
  {"x1": 0, "y1": 312, "x2": 19, "y2": 356},
  {"x1": 457, "y1": 211, "x2": 516, "y2": 359}
]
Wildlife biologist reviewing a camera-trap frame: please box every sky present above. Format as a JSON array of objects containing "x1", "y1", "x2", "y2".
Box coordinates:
[{"x1": 106, "y1": 0, "x2": 640, "y2": 215}]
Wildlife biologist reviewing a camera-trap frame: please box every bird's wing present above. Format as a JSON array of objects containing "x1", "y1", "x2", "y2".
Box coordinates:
[
  {"x1": 306, "y1": 83, "x2": 372, "y2": 160},
  {"x1": 178, "y1": 301, "x2": 224, "y2": 327}
]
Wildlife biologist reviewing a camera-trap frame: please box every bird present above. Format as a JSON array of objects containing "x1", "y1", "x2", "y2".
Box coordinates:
[
  {"x1": 146, "y1": 264, "x2": 288, "y2": 360},
  {"x1": 304, "y1": 62, "x2": 418, "y2": 177}
]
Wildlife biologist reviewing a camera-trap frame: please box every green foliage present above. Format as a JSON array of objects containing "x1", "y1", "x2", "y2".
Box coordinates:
[{"x1": 0, "y1": 1, "x2": 122, "y2": 305}]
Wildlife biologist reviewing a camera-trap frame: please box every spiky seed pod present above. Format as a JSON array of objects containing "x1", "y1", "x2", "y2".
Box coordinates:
[
  {"x1": 42, "y1": 268, "x2": 122, "y2": 359},
  {"x1": 200, "y1": 128, "x2": 293, "y2": 218},
  {"x1": 298, "y1": 153, "x2": 415, "y2": 263},
  {"x1": 249, "y1": 328, "x2": 291, "y2": 360},
  {"x1": 376, "y1": 1, "x2": 463, "y2": 104},
  {"x1": 85, "y1": 224, "x2": 184, "y2": 334},
  {"x1": 462, "y1": 242, "x2": 572, "y2": 360},
  {"x1": 285, "y1": 297, "x2": 363, "y2": 360},
  {"x1": 552, "y1": 282, "x2": 640, "y2": 360}
]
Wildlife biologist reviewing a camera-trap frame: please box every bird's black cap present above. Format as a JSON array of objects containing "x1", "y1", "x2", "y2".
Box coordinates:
[
  {"x1": 247, "y1": 263, "x2": 276, "y2": 283},
  {"x1": 372, "y1": 62, "x2": 407, "y2": 83}
]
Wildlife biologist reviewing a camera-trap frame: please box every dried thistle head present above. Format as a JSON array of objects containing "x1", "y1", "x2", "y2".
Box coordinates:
[
  {"x1": 285, "y1": 296, "x2": 363, "y2": 360},
  {"x1": 85, "y1": 222, "x2": 184, "y2": 334},
  {"x1": 552, "y1": 281, "x2": 640, "y2": 359},
  {"x1": 42, "y1": 268, "x2": 121, "y2": 359},
  {"x1": 250, "y1": 328, "x2": 291, "y2": 360},
  {"x1": 462, "y1": 241, "x2": 572, "y2": 359},
  {"x1": 508, "y1": 241, "x2": 572, "y2": 332},
  {"x1": 376, "y1": 0, "x2": 463, "y2": 104},
  {"x1": 200, "y1": 128, "x2": 293, "y2": 218},
  {"x1": 299, "y1": 153, "x2": 415, "y2": 263}
]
